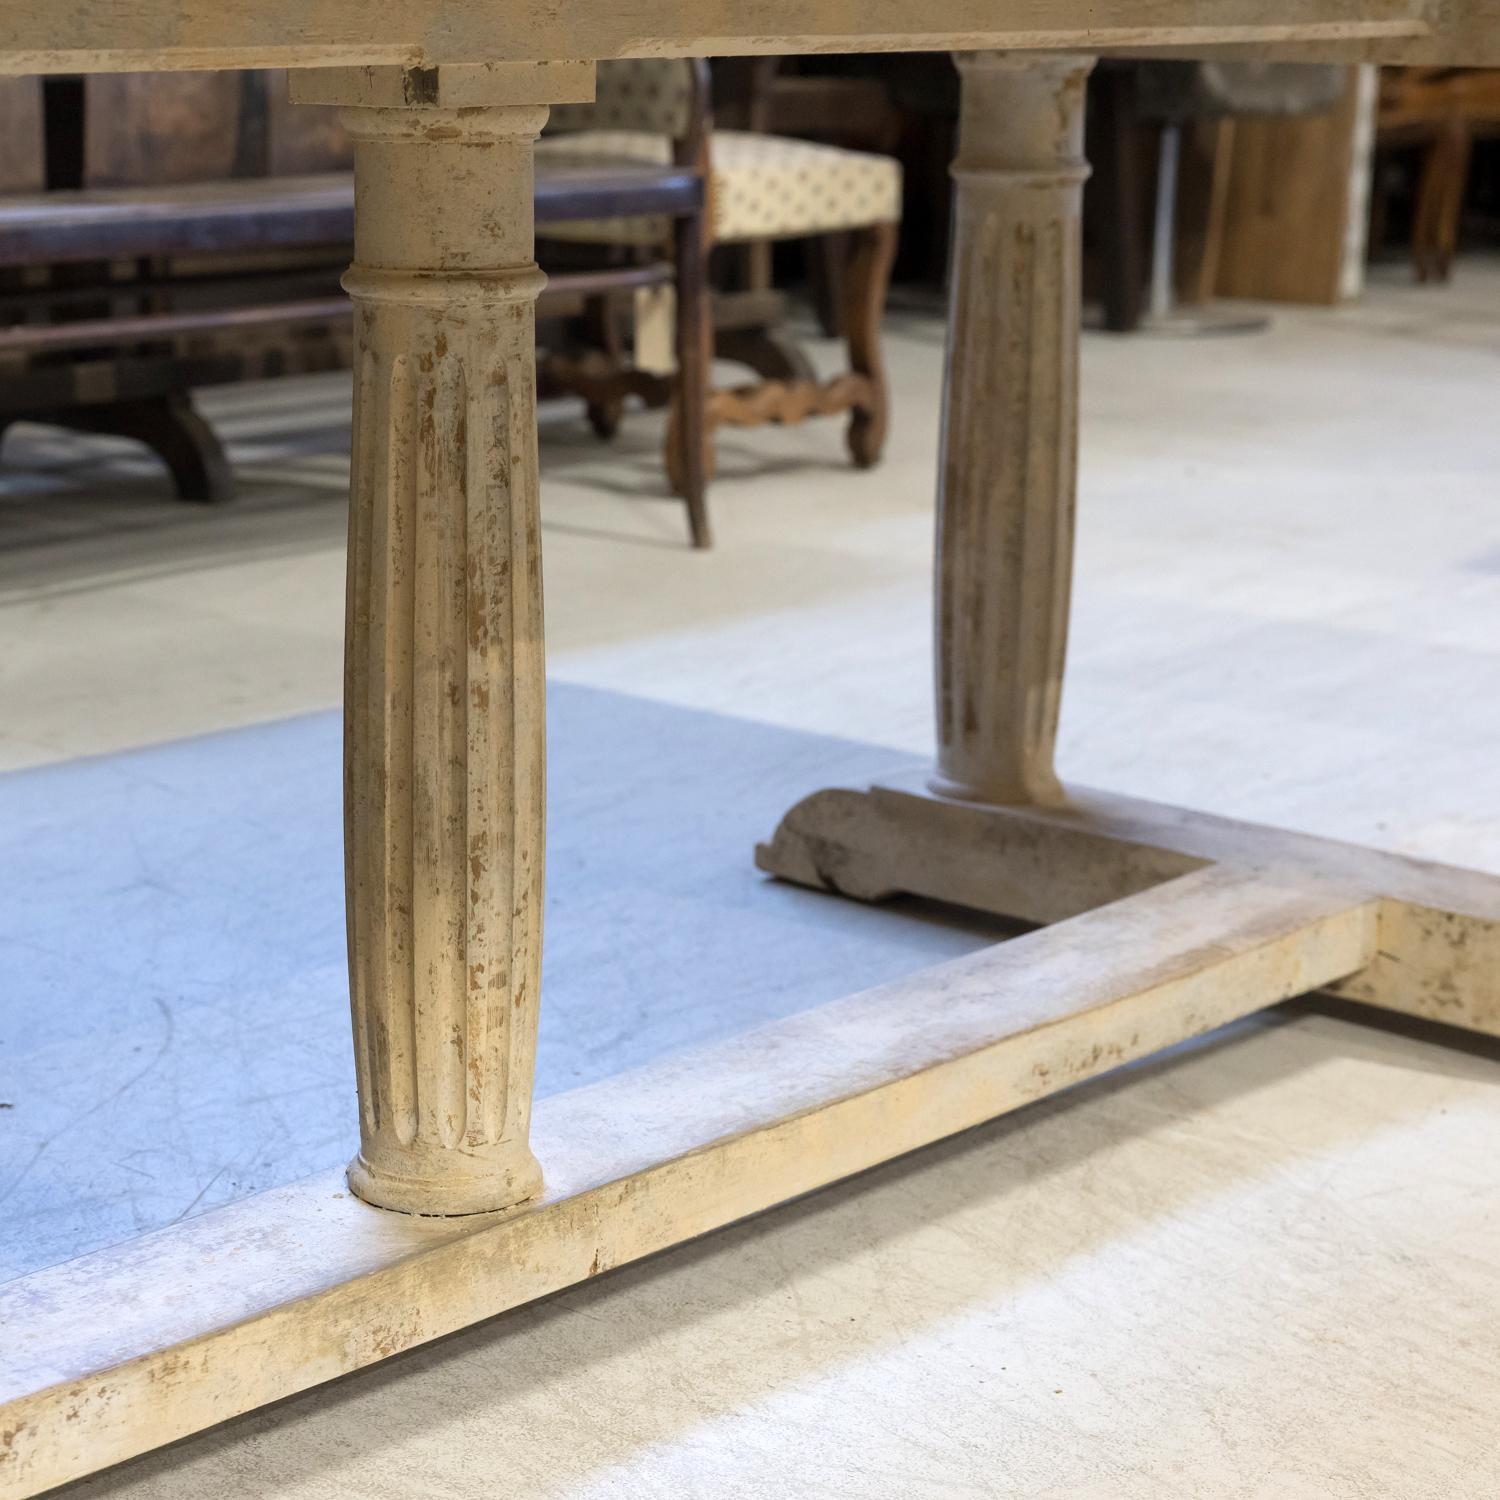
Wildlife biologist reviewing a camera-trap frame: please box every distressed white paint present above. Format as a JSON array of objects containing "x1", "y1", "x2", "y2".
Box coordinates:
[
  {"x1": 0, "y1": 865, "x2": 1375, "y2": 1498},
  {"x1": 0, "y1": 0, "x2": 1497, "y2": 1488},
  {"x1": 935, "y1": 53, "x2": 1092, "y2": 805},
  {"x1": 335, "y1": 91, "x2": 557, "y2": 1215}
]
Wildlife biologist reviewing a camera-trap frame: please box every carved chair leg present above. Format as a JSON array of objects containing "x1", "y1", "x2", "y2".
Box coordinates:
[
  {"x1": 807, "y1": 229, "x2": 850, "y2": 337},
  {"x1": 716, "y1": 324, "x2": 818, "y2": 384},
  {"x1": 665, "y1": 203, "x2": 714, "y2": 547},
  {"x1": 691, "y1": 221, "x2": 894, "y2": 483},
  {"x1": 843, "y1": 219, "x2": 898, "y2": 468}
]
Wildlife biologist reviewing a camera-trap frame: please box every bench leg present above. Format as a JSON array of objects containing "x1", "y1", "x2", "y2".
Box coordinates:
[
  {"x1": 294, "y1": 64, "x2": 599, "y2": 1215},
  {"x1": 19, "y1": 393, "x2": 234, "y2": 503}
]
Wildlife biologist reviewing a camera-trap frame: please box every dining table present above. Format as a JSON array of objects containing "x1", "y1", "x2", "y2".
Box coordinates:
[{"x1": 1, "y1": 1, "x2": 1497, "y2": 1494}]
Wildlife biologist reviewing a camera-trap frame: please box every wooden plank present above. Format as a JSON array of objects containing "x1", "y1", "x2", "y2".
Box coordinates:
[
  {"x1": 0, "y1": 0, "x2": 1434, "y2": 77},
  {"x1": 0, "y1": 865, "x2": 1375, "y2": 1499},
  {"x1": 0, "y1": 175, "x2": 356, "y2": 265},
  {"x1": 757, "y1": 776, "x2": 1500, "y2": 1035},
  {"x1": 0, "y1": 164, "x2": 699, "y2": 266},
  {"x1": 290, "y1": 58, "x2": 596, "y2": 108},
  {"x1": 0, "y1": 268, "x2": 667, "y2": 359},
  {"x1": 1115, "y1": 0, "x2": 1500, "y2": 62}
]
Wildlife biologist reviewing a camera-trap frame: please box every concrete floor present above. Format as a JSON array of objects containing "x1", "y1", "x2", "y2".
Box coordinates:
[
  {"x1": 1, "y1": 688, "x2": 1015, "y2": 1283},
  {"x1": 4, "y1": 258, "x2": 1500, "y2": 1496}
]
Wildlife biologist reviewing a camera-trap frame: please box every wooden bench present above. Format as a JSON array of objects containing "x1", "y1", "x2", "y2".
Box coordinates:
[{"x1": 0, "y1": 75, "x2": 705, "y2": 519}]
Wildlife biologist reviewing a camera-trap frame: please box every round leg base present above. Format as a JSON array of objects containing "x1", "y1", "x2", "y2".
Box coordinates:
[
  {"x1": 347, "y1": 1148, "x2": 544, "y2": 1217},
  {"x1": 927, "y1": 771, "x2": 1066, "y2": 809}
]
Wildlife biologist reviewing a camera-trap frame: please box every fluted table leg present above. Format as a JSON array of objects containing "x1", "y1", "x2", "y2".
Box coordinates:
[
  {"x1": 293, "y1": 64, "x2": 592, "y2": 1215},
  {"x1": 934, "y1": 53, "x2": 1095, "y2": 807}
]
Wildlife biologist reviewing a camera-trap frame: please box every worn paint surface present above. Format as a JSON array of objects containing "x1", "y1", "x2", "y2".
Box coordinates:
[
  {"x1": 340, "y1": 99, "x2": 552, "y2": 1214},
  {"x1": 935, "y1": 55, "x2": 1092, "y2": 807}
]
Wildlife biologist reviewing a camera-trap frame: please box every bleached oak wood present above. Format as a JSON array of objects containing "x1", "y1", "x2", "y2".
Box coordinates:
[
  {"x1": 290, "y1": 61, "x2": 595, "y2": 109},
  {"x1": 935, "y1": 53, "x2": 1092, "y2": 806},
  {"x1": 0, "y1": 0, "x2": 1455, "y2": 77},
  {"x1": 1111, "y1": 0, "x2": 1500, "y2": 62},
  {"x1": 2, "y1": 0, "x2": 1497, "y2": 1491},
  {"x1": 757, "y1": 776, "x2": 1500, "y2": 1038},
  {"x1": 0, "y1": 866, "x2": 1376, "y2": 1500},
  {"x1": 336, "y1": 79, "x2": 563, "y2": 1215}
]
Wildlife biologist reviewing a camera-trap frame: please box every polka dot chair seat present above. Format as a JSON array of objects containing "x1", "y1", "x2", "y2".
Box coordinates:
[{"x1": 535, "y1": 129, "x2": 901, "y2": 245}]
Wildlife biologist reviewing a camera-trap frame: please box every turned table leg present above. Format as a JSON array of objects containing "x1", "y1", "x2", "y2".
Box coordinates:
[
  {"x1": 935, "y1": 53, "x2": 1095, "y2": 807},
  {"x1": 293, "y1": 63, "x2": 593, "y2": 1216}
]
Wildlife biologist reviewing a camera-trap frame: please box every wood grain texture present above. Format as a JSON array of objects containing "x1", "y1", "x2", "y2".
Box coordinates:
[
  {"x1": 0, "y1": 865, "x2": 1376, "y2": 1499},
  {"x1": 758, "y1": 775, "x2": 1500, "y2": 1036},
  {"x1": 292, "y1": 60, "x2": 595, "y2": 109},
  {"x1": 340, "y1": 101, "x2": 551, "y2": 1215},
  {"x1": 0, "y1": 0, "x2": 1442, "y2": 76},
  {"x1": 934, "y1": 54, "x2": 1093, "y2": 807},
  {"x1": 1113, "y1": 0, "x2": 1500, "y2": 61}
]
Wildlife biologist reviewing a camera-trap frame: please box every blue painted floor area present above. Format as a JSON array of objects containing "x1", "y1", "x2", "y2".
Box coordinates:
[{"x1": 0, "y1": 685, "x2": 1008, "y2": 1281}]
